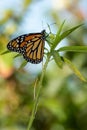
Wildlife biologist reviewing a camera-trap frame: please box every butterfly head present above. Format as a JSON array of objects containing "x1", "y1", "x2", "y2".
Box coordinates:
[{"x1": 41, "y1": 30, "x2": 49, "y2": 40}]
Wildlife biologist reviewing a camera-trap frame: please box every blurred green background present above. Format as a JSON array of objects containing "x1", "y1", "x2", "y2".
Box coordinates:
[{"x1": 0, "y1": 0, "x2": 87, "y2": 130}]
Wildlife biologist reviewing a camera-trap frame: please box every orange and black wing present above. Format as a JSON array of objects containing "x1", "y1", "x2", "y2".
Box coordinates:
[
  {"x1": 7, "y1": 34, "x2": 28, "y2": 54},
  {"x1": 23, "y1": 30, "x2": 46, "y2": 64}
]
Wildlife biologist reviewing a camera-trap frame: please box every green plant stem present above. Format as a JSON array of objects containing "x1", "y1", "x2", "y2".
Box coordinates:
[{"x1": 27, "y1": 53, "x2": 51, "y2": 130}]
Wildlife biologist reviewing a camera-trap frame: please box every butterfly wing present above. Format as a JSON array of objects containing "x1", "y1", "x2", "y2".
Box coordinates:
[
  {"x1": 23, "y1": 32, "x2": 45, "y2": 64},
  {"x1": 7, "y1": 34, "x2": 27, "y2": 54}
]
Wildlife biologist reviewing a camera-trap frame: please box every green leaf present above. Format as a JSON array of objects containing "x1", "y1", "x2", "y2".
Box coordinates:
[
  {"x1": 62, "y1": 57, "x2": 87, "y2": 82},
  {"x1": 0, "y1": 50, "x2": 10, "y2": 55},
  {"x1": 19, "y1": 60, "x2": 28, "y2": 69},
  {"x1": 13, "y1": 53, "x2": 22, "y2": 58},
  {"x1": 46, "y1": 33, "x2": 55, "y2": 46},
  {"x1": 57, "y1": 20, "x2": 66, "y2": 36},
  {"x1": 51, "y1": 20, "x2": 66, "y2": 50},
  {"x1": 51, "y1": 24, "x2": 83, "y2": 50},
  {"x1": 59, "y1": 24, "x2": 83, "y2": 42},
  {"x1": 52, "y1": 50, "x2": 63, "y2": 68},
  {"x1": 58, "y1": 46, "x2": 87, "y2": 52}
]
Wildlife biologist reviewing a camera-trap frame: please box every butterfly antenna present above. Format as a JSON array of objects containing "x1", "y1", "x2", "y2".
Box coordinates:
[{"x1": 47, "y1": 22, "x2": 56, "y2": 34}]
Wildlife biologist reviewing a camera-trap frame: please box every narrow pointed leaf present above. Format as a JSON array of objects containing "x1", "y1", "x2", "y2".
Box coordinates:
[
  {"x1": 19, "y1": 60, "x2": 28, "y2": 69},
  {"x1": 51, "y1": 24, "x2": 83, "y2": 50},
  {"x1": 51, "y1": 21, "x2": 66, "y2": 49},
  {"x1": 62, "y1": 57, "x2": 87, "y2": 82},
  {"x1": 58, "y1": 46, "x2": 87, "y2": 52},
  {"x1": 0, "y1": 50, "x2": 10, "y2": 55},
  {"x1": 59, "y1": 24, "x2": 83, "y2": 41},
  {"x1": 52, "y1": 50, "x2": 63, "y2": 68},
  {"x1": 13, "y1": 54, "x2": 22, "y2": 58},
  {"x1": 57, "y1": 20, "x2": 66, "y2": 36}
]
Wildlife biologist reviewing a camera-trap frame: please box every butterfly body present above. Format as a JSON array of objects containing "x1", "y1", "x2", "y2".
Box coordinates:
[{"x1": 7, "y1": 30, "x2": 46, "y2": 64}]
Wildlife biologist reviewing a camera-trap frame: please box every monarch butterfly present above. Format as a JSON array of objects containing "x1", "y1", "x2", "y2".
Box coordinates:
[{"x1": 7, "y1": 30, "x2": 47, "y2": 64}]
